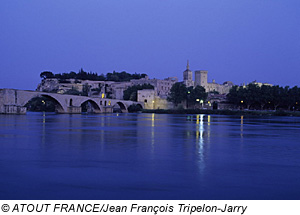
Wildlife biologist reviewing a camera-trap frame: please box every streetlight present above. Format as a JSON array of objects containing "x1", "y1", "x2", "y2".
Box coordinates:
[
  {"x1": 200, "y1": 100, "x2": 203, "y2": 108},
  {"x1": 186, "y1": 91, "x2": 191, "y2": 109}
]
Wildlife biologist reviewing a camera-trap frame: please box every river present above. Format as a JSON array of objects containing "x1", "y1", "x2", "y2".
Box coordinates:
[{"x1": 0, "y1": 112, "x2": 299, "y2": 199}]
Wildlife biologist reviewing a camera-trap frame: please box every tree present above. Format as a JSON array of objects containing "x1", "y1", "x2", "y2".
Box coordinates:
[
  {"x1": 286, "y1": 86, "x2": 300, "y2": 111},
  {"x1": 167, "y1": 82, "x2": 187, "y2": 107},
  {"x1": 227, "y1": 85, "x2": 241, "y2": 106},
  {"x1": 227, "y1": 84, "x2": 300, "y2": 111},
  {"x1": 259, "y1": 85, "x2": 272, "y2": 109},
  {"x1": 185, "y1": 86, "x2": 208, "y2": 108},
  {"x1": 40, "y1": 71, "x2": 54, "y2": 79},
  {"x1": 270, "y1": 85, "x2": 284, "y2": 110},
  {"x1": 244, "y1": 84, "x2": 260, "y2": 109},
  {"x1": 191, "y1": 86, "x2": 208, "y2": 108},
  {"x1": 40, "y1": 69, "x2": 147, "y2": 82}
]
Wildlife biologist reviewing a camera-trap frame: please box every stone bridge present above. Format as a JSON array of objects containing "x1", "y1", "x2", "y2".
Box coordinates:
[{"x1": 0, "y1": 89, "x2": 144, "y2": 114}]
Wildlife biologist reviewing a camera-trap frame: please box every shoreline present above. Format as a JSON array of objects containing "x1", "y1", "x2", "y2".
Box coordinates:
[{"x1": 141, "y1": 109, "x2": 300, "y2": 117}]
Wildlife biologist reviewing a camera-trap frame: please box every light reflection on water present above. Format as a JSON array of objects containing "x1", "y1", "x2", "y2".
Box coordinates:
[{"x1": 0, "y1": 112, "x2": 300, "y2": 200}]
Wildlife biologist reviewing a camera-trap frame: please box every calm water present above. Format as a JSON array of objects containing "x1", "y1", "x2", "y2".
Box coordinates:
[{"x1": 0, "y1": 112, "x2": 300, "y2": 200}]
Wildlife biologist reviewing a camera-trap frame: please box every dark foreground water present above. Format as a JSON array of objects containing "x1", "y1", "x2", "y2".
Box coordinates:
[{"x1": 0, "y1": 112, "x2": 300, "y2": 200}]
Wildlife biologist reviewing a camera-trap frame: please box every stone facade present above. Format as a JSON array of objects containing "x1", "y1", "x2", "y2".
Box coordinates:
[
  {"x1": 137, "y1": 89, "x2": 173, "y2": 110},
  {"x1": 132, "y1": 76, "x2": 178, "y2": 98},
  {"x1": 195, "y1": 70, "x2": 208, "y2": 86}
]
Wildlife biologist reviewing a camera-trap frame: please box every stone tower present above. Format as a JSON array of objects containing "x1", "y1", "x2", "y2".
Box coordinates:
[
  {"x1": 194, "y1": 70, "x2": 208, "y2": 87},
  {"x1": 183, "y1": 60, "x2": 194, "y2": 87}
]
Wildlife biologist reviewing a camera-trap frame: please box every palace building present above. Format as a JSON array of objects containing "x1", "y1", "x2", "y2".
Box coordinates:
[{"x1": 183, "y1": 61, "x2": 234, "y2": 94}]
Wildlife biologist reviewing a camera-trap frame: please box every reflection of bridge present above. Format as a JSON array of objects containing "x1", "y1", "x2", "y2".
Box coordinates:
[{"x1": 0, "y1": 89, "x2": 144, "y2": 114}]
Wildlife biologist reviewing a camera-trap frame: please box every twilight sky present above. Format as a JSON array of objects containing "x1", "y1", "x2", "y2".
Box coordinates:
[{"x1": 1, "y1": 0, "x2": 300, "y2": 90}]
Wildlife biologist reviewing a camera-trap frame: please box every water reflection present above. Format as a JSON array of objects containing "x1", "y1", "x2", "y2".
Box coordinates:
[
  {"x1": 151, "y1": 113, "x2": 155, "y2": 151},
  {"x1": 195, "y1": 114, "x2": 208, "y2": 173},
  {"x1": 207, "y1": 115, "x2": 211, "y2": 140},
  {"x1": 42, "y1": 112, "x2": 46, "y2": 145},
  {"x1": 240, "y1": 115, "x2": 244, "y2": 138}
]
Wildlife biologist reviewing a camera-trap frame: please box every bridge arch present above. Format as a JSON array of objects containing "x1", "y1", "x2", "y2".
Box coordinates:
[
  {"x1": 80, "y1": 99, "x2": 102, "y2": 113},
  {"x1": 112, "y1": 101, "x2": 127, "y2": 113},
  {"x1": 136, "y1": 104, "x2": 143, "y2": 110},
  {"x1": 24, "y1": 94, "x2": 65, "y2": 113}
]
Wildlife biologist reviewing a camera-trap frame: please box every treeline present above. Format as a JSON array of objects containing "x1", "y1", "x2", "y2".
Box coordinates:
[
  {"x1": 167, "y1": 82, "x2": 207, "y2": 108},
  {"x1": 227, "y1": 84, "x2": 300, "y2": 111},
  {"x1": 40, "y1": 69, "x2": 147, "y2": 82}
]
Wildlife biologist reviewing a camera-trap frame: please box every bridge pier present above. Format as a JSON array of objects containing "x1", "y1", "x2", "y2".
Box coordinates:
[
  {"x1": 1, "y1": 105, "x2": 27, "y2": 114},
  {"x1": 67, "y1": 106, "x2": 82, "y2": 114},
  {"x1": 102, "y1": 106, "x2": 113, "y2": 113}
]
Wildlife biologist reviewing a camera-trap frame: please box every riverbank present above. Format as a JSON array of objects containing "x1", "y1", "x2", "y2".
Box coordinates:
[{"x1": 142, "y1": 109, "x2": 300, "y2": 117}]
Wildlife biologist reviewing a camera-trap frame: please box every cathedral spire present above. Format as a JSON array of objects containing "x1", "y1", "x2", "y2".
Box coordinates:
[{"x1": 186, "y1": 60, "x2": 190, "y2": 70}]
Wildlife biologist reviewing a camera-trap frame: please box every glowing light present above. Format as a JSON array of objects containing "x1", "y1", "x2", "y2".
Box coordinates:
[
  {"x1": 101, "y1": 93, "x2": 105, "y2": 99},
  {"x1": 200, "y1": 114, "x2": 204, "y2": 125},
  {"x1": 241, "y1": 100, "x2": 244, "y2": 104},
  {"x1": 200, "y1": 100, "x2": 203, "y2": 104},
  {"x1": 43, "y1": 112, "x2": 46, "y2": 124},
  {"x1": 196, "y1": 99, "x2": 200, "y2": 102},
  {"x1": 151, "y1": 113, "x2": 155, "y2": 127},
  {"x1": 108, "y1": 101, "x2": 111, "y2": 106},
  {"x1": 196, "y1": 114, "x2": 206, "y2": 173},
  {"x1": 42, "y1": 100, "x2": 45, "y2": 104}
]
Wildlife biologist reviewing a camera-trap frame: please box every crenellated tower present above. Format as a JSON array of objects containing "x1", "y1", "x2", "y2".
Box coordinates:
[{"x1": 195, "y1": 70, "x2": 208, "y2": 87}]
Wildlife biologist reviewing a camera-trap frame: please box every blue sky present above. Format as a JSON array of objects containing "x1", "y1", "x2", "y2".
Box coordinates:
[{"x1": 1, "y1": 0, "x2": 300, "y2": 90}]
